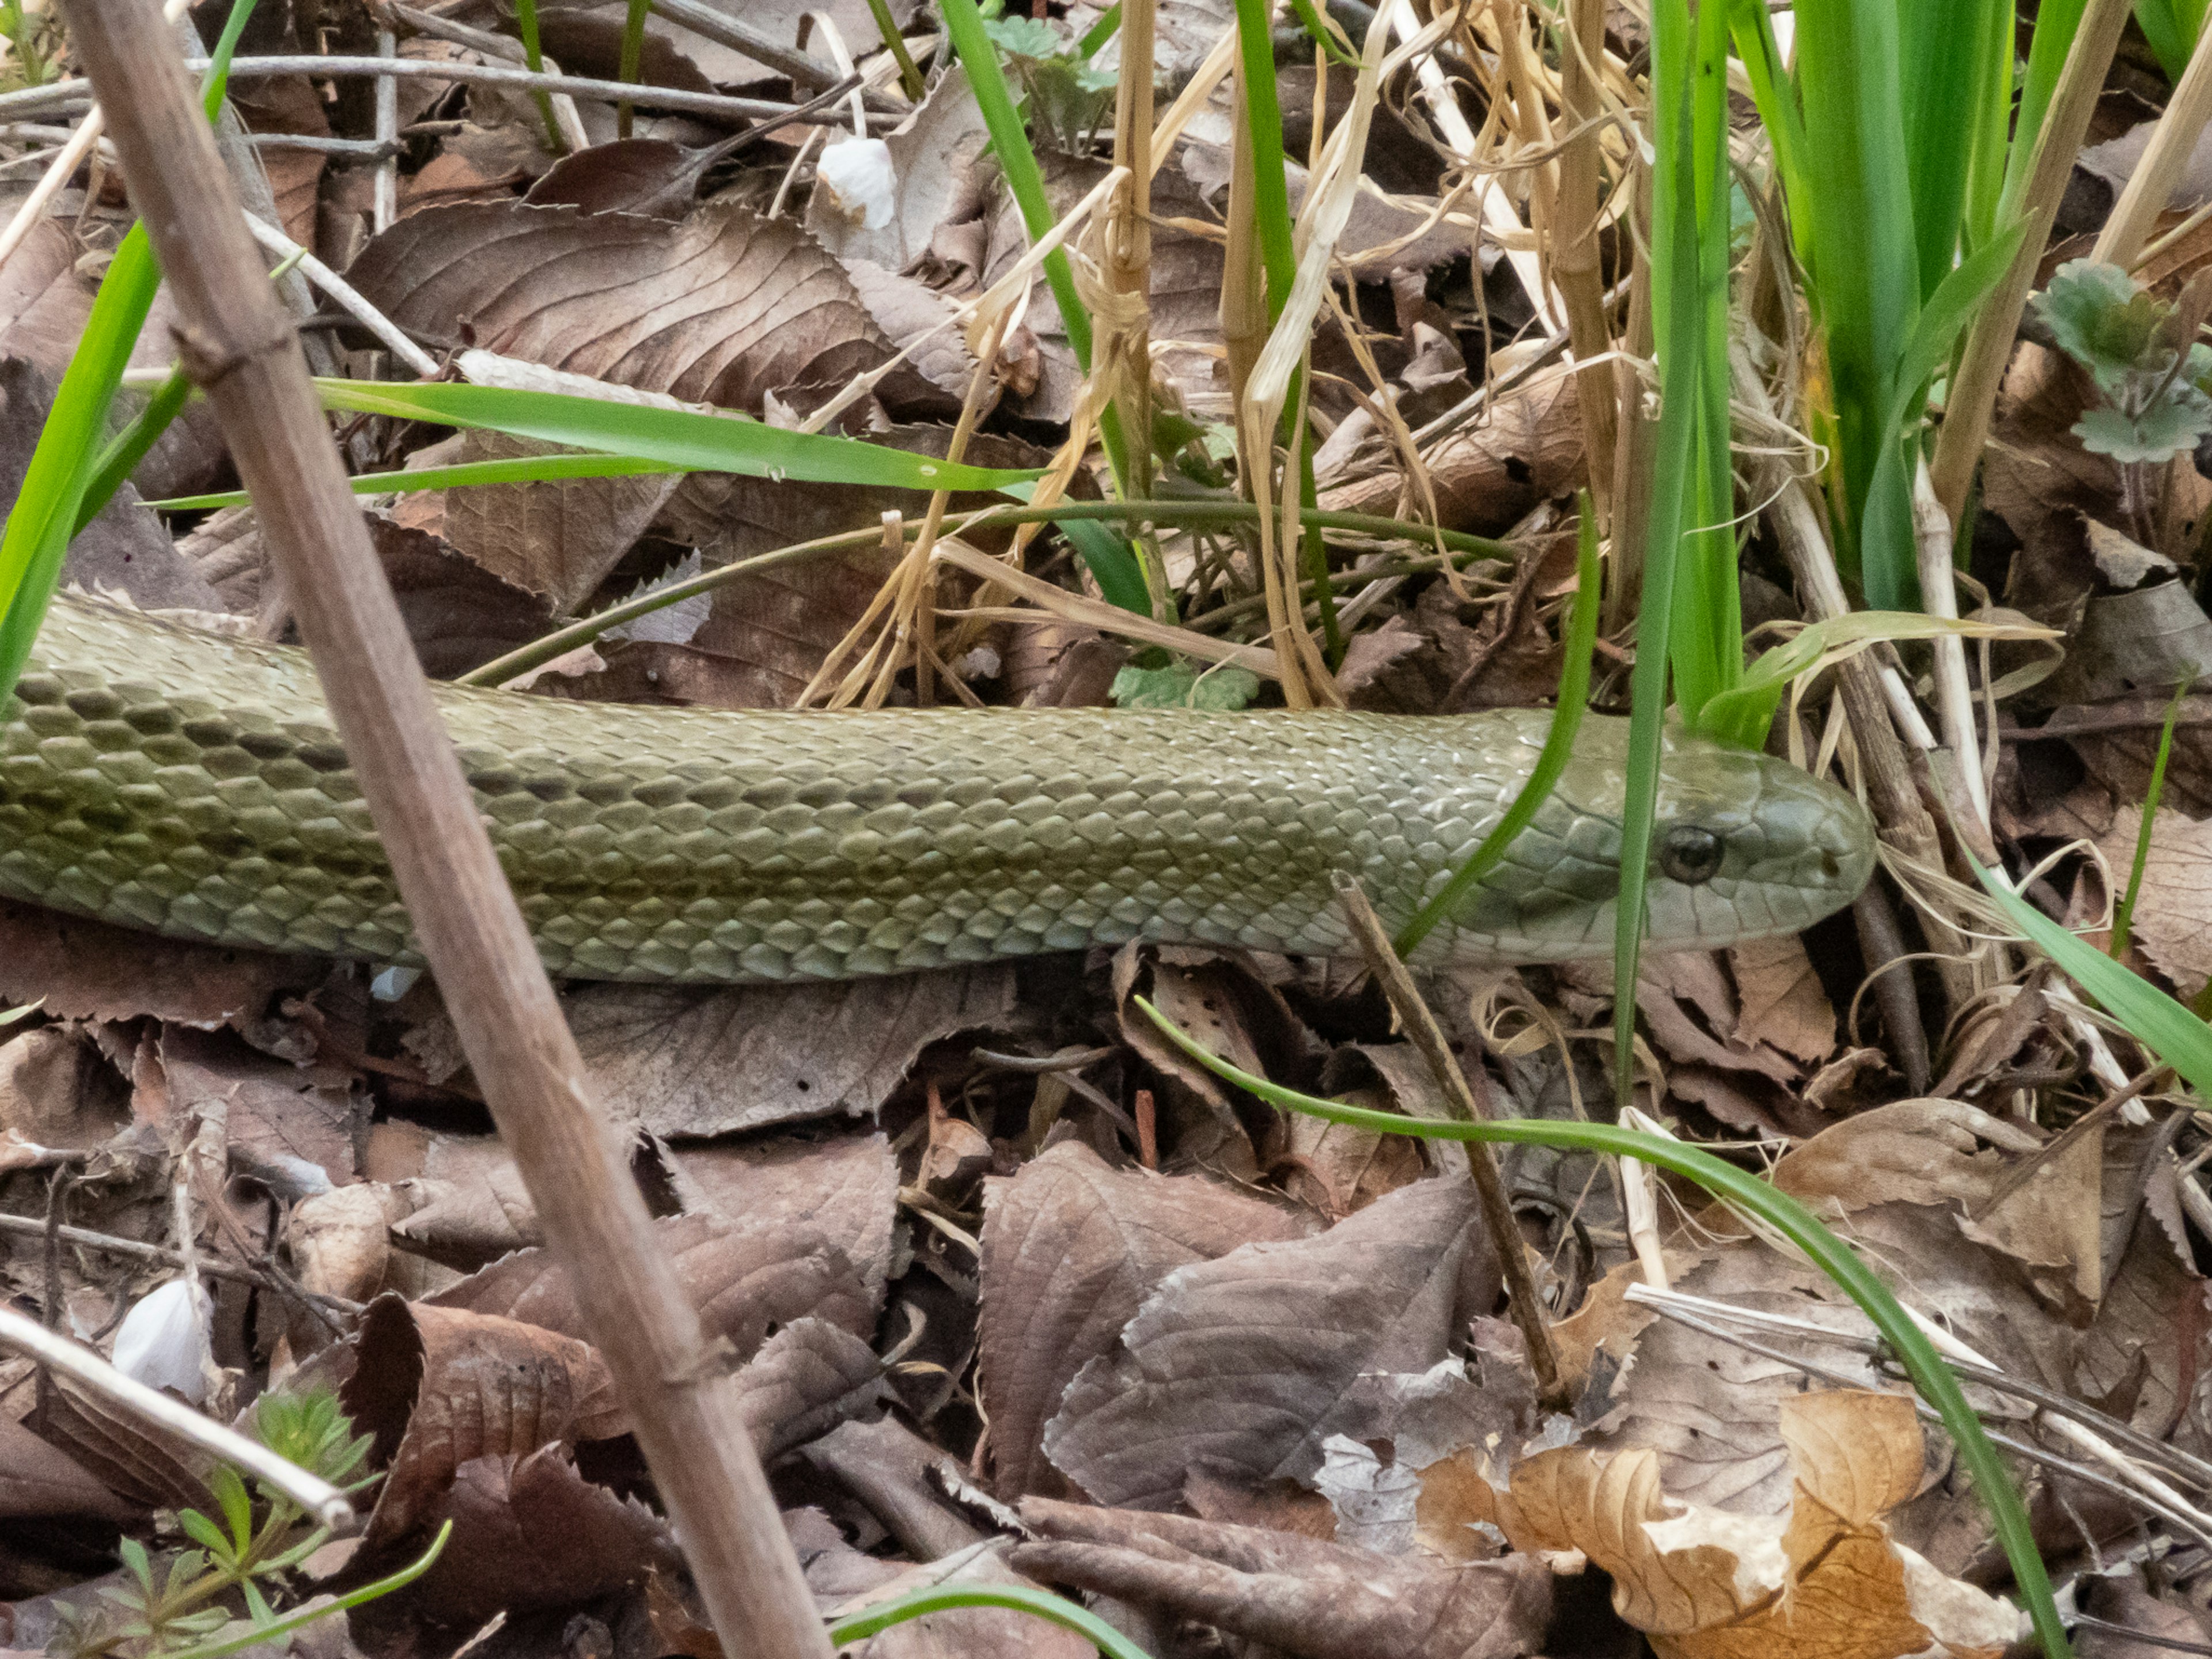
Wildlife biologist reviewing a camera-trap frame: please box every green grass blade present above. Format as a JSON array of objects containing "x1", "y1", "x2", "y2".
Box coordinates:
[
  {"x1": 2112, "y1": 679, "x2": 2191, "y2": 960},
  {"x1": 1727, "y1": 0, "x2": 1810, "y2": 268},
  {"x1": 616, "y1": 0, "x2": 647, "y2": 137},
  {"x1": 511, "y1": 0, "x2": 565, "y2": 151},
  {"x1": 2135, "y1": 0, "x2": 2209, "y2": 84},
  {"x1": 1971, "y1": 854, "x2": 2212, "y2": 1101},
  {"x1": 75, "y1": 367, "x2": 192, "y2": 531},
  {"x1": 1854, "y1": 222, "x2": 2027, "y2": 611},
  {"x1": 310, "y1": 380, "x2": 1044, "y2": 492},
  {"x1": 861, "y1": 0, "x2": 926, "y2": 100},
  {"x1": 1619, "y1": 2, "x2": 1709, "y2": 1094},
  {"x1": 0, "y1": 0, "x2": 262, "y2": 691},
  {"x1": 1790, "y1": 0, "x2": 1921, "y2": 595},
  {"x1": 145, "y1": 452, "x2": 690, "y2": 510},
  {"x1": 1396, "y1": 494, "x2": 1601, "y2": 958},
  {"x1": 2003, "y1": 0, "x2": 2088, "y2": 224},
  {"x1": 1077, "y1": 3, "x2": 1123, "y2": 56},
  {"x1": 1664, "y1": 0, "x2": 1739, "y2": 732},
  {"x1": 1230, "y1": 0, "x2": 1298, "y2": 309},
  {"x1": 938, "y1": 0, "x2": 1095, "y2": 370},
  {"x1": 1133, "y1": 996, "x2": 2071, "y2": 1659},
  {"x1": 1056, "y1": 516, "x2": 1155, "y2": 614},
  {"x1": 828, "y1": 1583, "x2": 1149, "y2": 1658},
  {"x1": 154, "y1": 1524, "x2": 452, "y2": 1659},
  {"x1": 1899, "y1": 0, "x2": 2008, "y2": 300}
]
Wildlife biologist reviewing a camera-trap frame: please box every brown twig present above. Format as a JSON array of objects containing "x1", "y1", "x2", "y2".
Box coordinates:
[
  {"x1": 65, "y1": 5, "x2": 831, "y2": 1654},
  {"x1": 1329, "y1": 872, "x2": 1567, "y2": 1410}
]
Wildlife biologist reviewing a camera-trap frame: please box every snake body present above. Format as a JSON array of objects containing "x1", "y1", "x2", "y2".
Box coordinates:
[{"x1": 0, "y1": 593, "x2": 1875, "y2": 982}]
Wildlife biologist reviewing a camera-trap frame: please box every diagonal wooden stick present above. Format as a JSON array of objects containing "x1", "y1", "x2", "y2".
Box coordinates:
[{"x1": 58, "y1": 2, "x2": 832, "y2": 1653}]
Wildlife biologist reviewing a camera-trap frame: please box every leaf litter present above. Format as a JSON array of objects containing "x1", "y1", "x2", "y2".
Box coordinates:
[{"x1": 7, "y1": 2, "x2": 2212, "y2": 1657}]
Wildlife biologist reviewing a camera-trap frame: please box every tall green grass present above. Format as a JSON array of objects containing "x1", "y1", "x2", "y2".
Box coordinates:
[{"x1": 0, "y1": 0, "x2": 260, "y2": 696}]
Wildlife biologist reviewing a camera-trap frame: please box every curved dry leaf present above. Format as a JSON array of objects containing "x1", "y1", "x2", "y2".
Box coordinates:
[
  {"x1": 1043, "y1": 1175, "x2": 1497, "y2": 1508},
  {"x1": 1495, "y1": 1392, "x2": 2017, "y2": 1659},
  {"x1": 346, "y1": 202, "x2": 892, "y2": 412},
  {"x1": 435, "y1": 430, "x2": 684, "y2": 615},
  {"x1": 36, "y1": 1376, "x2": 213, "y2": 1514},
  {"x1": 380, "y1": 1445, "x2": 680, "y2": 1628},
  {"x1": 734, "y1": 1317, "x2": 889, "y2": 1463},
  {"x1": 429, "y1": 1211, "x2": 876, "y2": 1359},
  {"x1": 805, "y1": 68, "x2": 988, "y2": 272},
  {"x1": 0, "y1": 1412, "x2": 137, "y2": 1523},
  {"x1": 978, "y1": 1141, "x2": 1315, "y2": 1501},
  {"x1": 341, "y1": 1296, "x2": 626, "y2": 1548},
  {"x1": 675, "y1": 1132, "x2": 900, "y2": 1309},
  {"x1": 2097, "y1": 805, "x2": 2212, "y2": 998},
  {"x1": 1772, "y1": 1098, "x2": 2033, "y2": 1215}
]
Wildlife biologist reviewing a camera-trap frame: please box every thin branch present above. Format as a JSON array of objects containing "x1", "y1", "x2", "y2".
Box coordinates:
[
  {"x1": 240, "y1": 210, "x2": 439, "y2": 376},
  {"x1": 1330, "y1": 872, "x2": 1569, "y2": 1410},
  {"x1": 183, "y1": 55, "x2": 902, "y2": 128},
  {"x1": 0, "y1": 1304, "x2": 354, "y2": 1528}
]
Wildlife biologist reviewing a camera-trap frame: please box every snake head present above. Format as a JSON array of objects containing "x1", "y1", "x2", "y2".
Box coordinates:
[
  {"x1": 1634, "y1": 728, "x2": 1877, "y2": 952},
  {"x1": 1429, "y1": 714, "x2": 1876, "y2": 962}
]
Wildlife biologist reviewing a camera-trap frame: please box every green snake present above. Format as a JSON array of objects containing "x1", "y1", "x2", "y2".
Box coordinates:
[{"x1": 0, "y1": 593, "x2": 1875, "y2": 982}]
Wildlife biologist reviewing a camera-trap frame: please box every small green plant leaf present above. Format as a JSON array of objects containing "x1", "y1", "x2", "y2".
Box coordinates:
[
  {"x1": 120, "y1": 1536, "x2": 156, "y2": 1593},
  {"x1": 1109, "y1": 659, "x2": 1260, "y2": 710},
  {"x1": 2073, "y1": 392, "x2": 2212, "y2": 464},
  {"x1": 2038, "y1": 257, "x2": 2171, "y2": 391},
  {"x1": 176, "y1": 1506, "x2": 236, "y2": 1563}
]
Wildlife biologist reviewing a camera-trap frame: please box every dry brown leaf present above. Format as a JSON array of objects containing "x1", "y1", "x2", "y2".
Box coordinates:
[
  {"x1": 148, "y1": 1027, "x2": 365, "y2": 1196},
  {"x1": 565, "y1": 967, "x2": 1017, "y2": 1137},
  {"x1": 427, "y1": 1210, "x2": 877, "y2": 1361},
  {"x1": 0, "y1": 1411, "x2": 136, "y2": 1523},
  {"x1": 1012, "y1": 1495, "x2": 1554, "y2": 1659},
  {"x1": 1321, "y1": 375, "x2": 1584, "y2": 536},
  {"x1": 1495, "y1": 1391, "x2": 2018, "y2": 1659},
  {"x1": 285, "y1": 1184, "x2": 422, "y2": 1305},
  {"x1": 434, "y1": 431, "x2": 684, "y2": 615},
  {"x1": 371, "y1": 1445, "x2": 679, "y2": 1628},
  {"x1": 673, "y1": 1132, "x2": 900, "y2": 1308},
  {"x1": 0, "y1": 1027, "x2": 127, "y2": 1151},
  {"x1": 978, "y1": 1141, "x2": 1315, "y2": 1501},
  {"x1": 2097, "y1": 804, "x2": 2212, "y2": 997},
  {"x1": 733, "y1": 1317, "x2": 888, "y2": 1462},
  {"x1": 1042, "y1": 1175, "x2": 1498, "y2": 1508},
  {"x1": 346, "y1": 201, "x2": 892, "y2": 412},
  {"x1": 0, "y1": 901, "x2": 327, "y2": 1029},
  {"x1": 342, "y1": 1296, "x2": 626, "y2": 1550}
]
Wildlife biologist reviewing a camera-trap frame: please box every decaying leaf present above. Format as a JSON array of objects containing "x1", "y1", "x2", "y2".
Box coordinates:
[
  {"x1": 346, "y1": 201, "x2": 895, "y2": 412},
  {"x1": 341, "y1": 1296, "x2": 627, "y2": 1548},
  {"x1": 1494, "y1": 1391, "x2": 2020, "y2": 1659},
  {"x1": 1043, "y1": 1175, "x2": 1499, "y2": 1508},
  {"x1": 1013, "y1": 1495, "x2": 1555, "y2": 1659},
  {"x1": 564, "y1": 966, "x2": 1017, "y2": 1135},
  {"x1": 978, "y1": 1141, "x2": 1315, "y2": 1501}
]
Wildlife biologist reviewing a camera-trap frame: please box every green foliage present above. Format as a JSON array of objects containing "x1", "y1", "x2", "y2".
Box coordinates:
[
  {"x1": 0, "y1": 0, "x2": 262, "y2": 702},
  {"x1": 54, "y1": 1390, "x2": 418, "y2": 1659},
  {"x1": 1109, "y1": 657, "x2": 1260, "y2": 710},
  {"x1": 0, "y1": 0, "x2": 56, "y2": 89},
  {"x1": 981, "y1": 12, "x2": 1116, "y2": 150},
  {"x1": 2036, "y1": 259, "x2": 2212, "y2": 465},
  {"x1": 2133, "y1": 0, "x2": 2207, "y2": 87},
  {"x1": 1131, "y1": 997, "x2": 2072, "y2": 1659}
]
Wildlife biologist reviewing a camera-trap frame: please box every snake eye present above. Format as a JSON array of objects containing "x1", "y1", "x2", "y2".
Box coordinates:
[{"x1": 1659, "y1": 825, "x2": 1725, "y2": 886}]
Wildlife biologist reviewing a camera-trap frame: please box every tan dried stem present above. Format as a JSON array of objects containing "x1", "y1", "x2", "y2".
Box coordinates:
[{"x1": 1554, "y1": 0, "x2": 1619, "y2": 527}]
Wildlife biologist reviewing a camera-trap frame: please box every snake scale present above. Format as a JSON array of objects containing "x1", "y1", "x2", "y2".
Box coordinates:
[{"x1": 0, "y1": 593, "x2": 1876, "y2": 983}]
